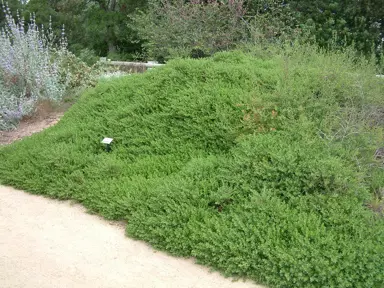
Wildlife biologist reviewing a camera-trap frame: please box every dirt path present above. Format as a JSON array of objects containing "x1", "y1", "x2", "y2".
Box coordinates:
[
  {"x1": 0, "y1": 186, "x2": 262, "y2": 288},
  {"x1": 0, "y1": 100, "x2": 66, "y2": 145}
]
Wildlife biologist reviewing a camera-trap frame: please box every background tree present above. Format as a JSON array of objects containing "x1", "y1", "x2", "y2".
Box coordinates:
[{"x1": 23, "y1": 0, "x2": 146, "y2": 61}]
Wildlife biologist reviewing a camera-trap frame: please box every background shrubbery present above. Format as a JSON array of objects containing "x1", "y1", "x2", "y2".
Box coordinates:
[
  {"x1": 131, "y1": 0, "x2": 247, "y2": 61},
  {"x1": 1, "y1": 0, "x2": 382, "y2": 66},
  {"x1": 1, "y1": 47, "x2": 383, "y2": 287}
]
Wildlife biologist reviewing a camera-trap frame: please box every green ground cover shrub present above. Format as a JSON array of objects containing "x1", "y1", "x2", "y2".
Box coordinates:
[{"x1": 1, "y1": 46, "x2": 383, "y2": 287}]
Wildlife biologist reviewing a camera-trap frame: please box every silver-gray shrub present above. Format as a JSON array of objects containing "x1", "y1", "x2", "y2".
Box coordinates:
[{"x1": 0, "y1": 4, "x2": 70, "y2": 130}]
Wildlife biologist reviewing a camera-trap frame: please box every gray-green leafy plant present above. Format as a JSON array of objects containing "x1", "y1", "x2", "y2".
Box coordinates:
[{"x1": 0, "y1": 3, "x2": 69, "y2": 130}]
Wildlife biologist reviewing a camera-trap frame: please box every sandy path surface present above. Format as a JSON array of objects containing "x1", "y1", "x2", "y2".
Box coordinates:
[{"x1": 0, "y1": 186, "x2": 262, "y2": 288}]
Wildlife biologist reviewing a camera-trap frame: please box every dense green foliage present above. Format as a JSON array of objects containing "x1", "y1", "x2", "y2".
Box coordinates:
[
  {"x1": 133, "y1": 0, "x2": 384, "y2": 61},
  {"x1": 246, "y1": 0, "x2": 383, "y2": 53},
  {"x1": 289, "y1": 0, "x2": 383, "y2": 54},
  {"x1": 1, "y1": 47, "x2": 383, "y2": 287},
  {"x1": 1, "y1": 0, "x2": 383, "y2": 286},
  {"x1": 2, "y1": 0, "x2": 382, "y2": 62}
]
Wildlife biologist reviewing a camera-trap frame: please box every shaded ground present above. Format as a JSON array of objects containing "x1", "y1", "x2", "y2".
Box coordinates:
[
  {"x1": 0, "y1": 186, "x2": 261, "y2": 288},
  {"x1": 0, "y1": 100, "x2": 69, "y2": 145}
]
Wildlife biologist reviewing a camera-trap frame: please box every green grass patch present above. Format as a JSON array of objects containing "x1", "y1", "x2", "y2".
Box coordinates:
[{"x1": 1, "y1": 45, "x2": 384, "y2": 287}]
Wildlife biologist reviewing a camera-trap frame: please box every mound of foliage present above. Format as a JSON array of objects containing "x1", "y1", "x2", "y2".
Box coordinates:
[{"x1": 1, "y1": 46, "x2": 383, "y2": 287}]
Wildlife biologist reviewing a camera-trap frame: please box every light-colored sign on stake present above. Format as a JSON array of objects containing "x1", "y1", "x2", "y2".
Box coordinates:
[
  {"x1": 101, "y1": 138, "x2": 113, "y2": 144},
  {"x1": 101, "y1": 138, "x2": 113, "y2": 152}
]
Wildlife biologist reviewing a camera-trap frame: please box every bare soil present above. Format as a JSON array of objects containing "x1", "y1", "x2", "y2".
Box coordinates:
[{"x1": 0, "y1": 100, "x2": 69, "y2": 145}]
